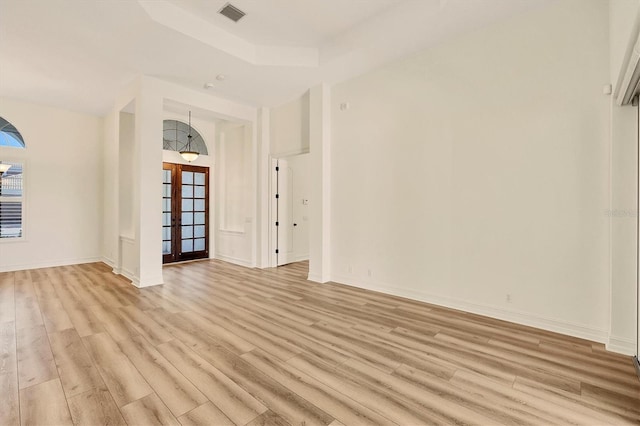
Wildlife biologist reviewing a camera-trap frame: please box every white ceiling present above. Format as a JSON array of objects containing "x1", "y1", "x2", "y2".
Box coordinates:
[
  {"x1": 0, "y1": 0, "x2": 551, "y2": 116},
  {"x1": 170, "y1": 0, "x2": 404, "y2": 47}
]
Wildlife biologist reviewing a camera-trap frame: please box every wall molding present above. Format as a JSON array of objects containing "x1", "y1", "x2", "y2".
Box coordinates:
[
  {"x1": 218, "y1": 229, "x2": 246, "y2": 235},
  {"x1": 214, "y1": 253, "x2": 252, "y2": 267},
  {"x1": 331, "y1": 273, "x2": 614, "y2": 350},
  {"x1": 607, "y1": 335, "x2": 637, "y2": 356},
  {"x1": 271, "y1": 148, "x2": 310, "y2": 159},
  {"x1": 0, "y1": 256, "x2": 102, "y2": 273}
]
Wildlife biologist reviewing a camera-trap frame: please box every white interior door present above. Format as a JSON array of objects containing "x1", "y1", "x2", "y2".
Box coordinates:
[
  {"x1": 276, "y1": 159, "x2": 295, "y2": 266},
  {"x1": 272, "y1": 155, "x2": 310, "y2": 267},
  {"x1": 290, "y1": 154, "x2": 310, "y2": 261}
]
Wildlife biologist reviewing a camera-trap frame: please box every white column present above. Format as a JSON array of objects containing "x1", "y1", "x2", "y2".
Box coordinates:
[
  {"x1": 134, "y1": 80, "x2": 164, "y2": 287},
  {"x1": 308, "y1": 84, "x2": 331, "y2": 283}
]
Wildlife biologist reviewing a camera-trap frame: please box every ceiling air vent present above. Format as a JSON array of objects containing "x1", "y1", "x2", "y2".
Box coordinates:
[{"x1": 219, "y1": 3, "x2": 246, "y2": 23}]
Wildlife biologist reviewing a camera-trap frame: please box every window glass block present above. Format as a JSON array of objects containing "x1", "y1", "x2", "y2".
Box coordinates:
[
  {"x1": 162, "y1": 241, "x2": 171, "y2": 254},
  {"x1": 194, "y1": 173, "x2": 205, "y2": 185},
  {"x1": 182, "y1": 212, "x2": 193, "y2": 225},
  {"x1": 182, "y1": 239, "x2": 194, "y2": 253},
  {"x1": 194, "y1": 212, "x2": 205, "y2": 225},
  {"x1": 194, "y1": 225, "x2": 205, "y2": 238},
  {"x1": 182, "y1": 225, "x2": 193, "y2": 239},
  {"x1": 162, "y1": 226, "x2": 171, "y2": 240},
  {"x1": 182, "y1": 171, "x2": 193, "y2": 185},
  {"x1": 194, "y1": 238, "x2": 205, "y2": 251}
]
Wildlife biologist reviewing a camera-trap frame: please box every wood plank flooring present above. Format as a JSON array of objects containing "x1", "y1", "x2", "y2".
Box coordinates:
[{"x1": 0, "y1": 260, "x2": 639, "y2": 425}]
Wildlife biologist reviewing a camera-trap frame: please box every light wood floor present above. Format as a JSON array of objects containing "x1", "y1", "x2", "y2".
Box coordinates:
[{"x1": 0, "y1": 260, "x2": 639, "y2": 426}]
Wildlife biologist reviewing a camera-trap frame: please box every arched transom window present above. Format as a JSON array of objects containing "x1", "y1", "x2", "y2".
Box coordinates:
[
  {"x1": 163, "y1": 120, "x2": 208, "y2": 155},
  {"x1": 0, "y1": 117, "x2": 26, "y2": 148}
]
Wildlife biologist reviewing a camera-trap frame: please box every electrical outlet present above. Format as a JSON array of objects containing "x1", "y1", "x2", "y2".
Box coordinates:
[
  {"x1": 367, "y1": 269, "x2": 372, "y2": 278},
  {"x1": 506, "y1": 294, "x2": 512, "y2": 303},
  {"x1": 348, "y1": 265, "x2": 353, "y2": 273}
]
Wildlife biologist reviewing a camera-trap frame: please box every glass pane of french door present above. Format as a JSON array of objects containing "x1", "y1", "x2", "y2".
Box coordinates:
[
  {"x1": 181, "y1": 170, "x2": 195, "y2": 253},
  {"x1": 162, "y1": 168, "x2": 172, "y2": 258}
]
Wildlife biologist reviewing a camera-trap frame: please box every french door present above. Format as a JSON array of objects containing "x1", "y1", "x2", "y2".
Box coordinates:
[{"x1": 162, "y1": 163, "x2": 209, "y2": 263}]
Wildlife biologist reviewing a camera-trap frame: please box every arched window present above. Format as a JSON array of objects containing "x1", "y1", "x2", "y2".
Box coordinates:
[
  {"x1": 0, "y1": 117, "x2": 26, "y2": 148},
  {"x1": 163, "y1": 120, "x2": 208, "y2": 155}
]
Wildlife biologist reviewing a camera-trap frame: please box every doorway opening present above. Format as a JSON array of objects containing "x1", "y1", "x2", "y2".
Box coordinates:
[
  {"x1": 162, "y1": 162, "x2": 210, "y2": 263},
  {"x1": 272, "y1": 153, "x2": 310, "y2": 269}
]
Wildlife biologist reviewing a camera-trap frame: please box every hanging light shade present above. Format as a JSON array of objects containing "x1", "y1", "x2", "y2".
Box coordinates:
[
  {"x1": 179, "y1": 111, "x2": 199, "y2": 162},
  {"x1": 180, "y1": 150, "x2": 199, "y2": 162}
]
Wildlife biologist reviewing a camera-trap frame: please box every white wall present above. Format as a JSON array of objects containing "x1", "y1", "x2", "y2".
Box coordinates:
[
  {"x1": 118, "y1": 111, "x2": 137, "y2": 279},
  {"x1": 330, "y1": 0, "x2": 612, "y2": 342},
  {"x1": 270, "y1": 92, "x2": 310, "y2": 156},
  {"x1": 0, "y1": 97, "x2": 103, "y2": 271},
  {"x1": 608, "y1": 0, "x2": 639, "y2": 355},
  {"x1": 119, "y1": 112, "x2": 135, "y2": 238},
  {"x1": 102, "y1": 79, "x2": 139, "y2": 273},
  {"x1": 215, "y1": 122, "x2": 254, "y2": 266}
]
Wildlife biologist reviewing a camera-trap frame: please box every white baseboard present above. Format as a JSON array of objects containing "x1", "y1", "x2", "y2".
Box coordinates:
[
  {"x1": 135, "y1": 276, "x2": 164, "y2": 288},
  {"x1": 331, "y1": 273, "x2": 612, "y2": 349},
  {"x1": 101, "y1": 256, "x2": 115, "y2": 268},
  {"x1": 214, "y1": 253, "x2": 252, "y2": 268},
  {"x1": 0, "y1": 256, "x2": 103, "y2": 273},
  {"x1": 308, "y1": 273, "x2": 330, "y2": 283},
  {"x1": 607, "y1": 336, "x2": 636, "y2": 356},
  {"x1": 100, "y1": 256, "x2": 122, "y2": 276},
  {"x1": 106, "y1": 261, "x2": 162, "y2": 288},
  {"x1": 119, "y1": 267, "x2": 138, "y2": 286}
]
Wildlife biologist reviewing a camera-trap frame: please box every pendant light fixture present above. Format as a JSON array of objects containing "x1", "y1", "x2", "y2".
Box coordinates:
[{"x1": 179, "y1": 111, "x2": 199, "y2": 162}]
